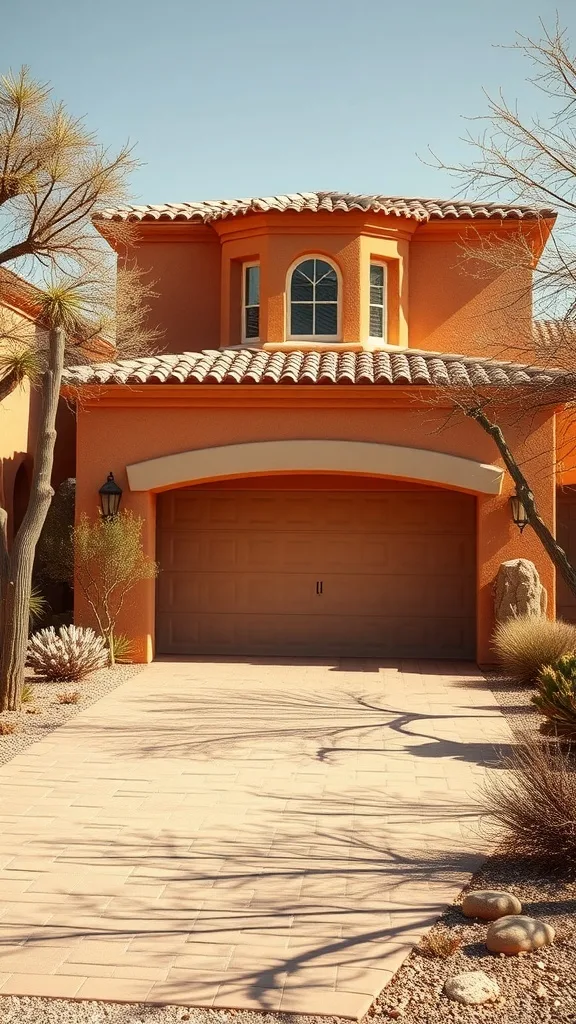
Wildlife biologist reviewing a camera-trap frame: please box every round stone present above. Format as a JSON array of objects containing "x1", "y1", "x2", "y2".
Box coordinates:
[
  {"x1": 486, "y1": 915, "x2": 555, "y2": 954},
  {"x1": 444, "y1": 971, "x2": 500, "y2": 1005},
  {"x1": 462, "y1": 890, "x2": 522, "y2": 921}
]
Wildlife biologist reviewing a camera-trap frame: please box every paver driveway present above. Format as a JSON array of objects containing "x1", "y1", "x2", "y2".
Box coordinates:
[{"x1": 0, "y1": 659, "x2": 511, "y2": 1018}]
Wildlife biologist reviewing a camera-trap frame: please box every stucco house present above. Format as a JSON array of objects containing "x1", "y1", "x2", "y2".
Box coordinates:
[
  {"x1": 7, "y1": 190, "x2": 576, "y2": 665},
  {"x1": 0, "y1": 268, "x2": 76, "y2": 545}
]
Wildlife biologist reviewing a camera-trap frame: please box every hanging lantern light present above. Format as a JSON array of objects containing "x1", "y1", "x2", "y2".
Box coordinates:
[
  {"x1": 98, "y1": 472, "x2": 122, "y2": 520},
  {"x1": 510, "y1": 491, "x2": 529, "y2": 533}
]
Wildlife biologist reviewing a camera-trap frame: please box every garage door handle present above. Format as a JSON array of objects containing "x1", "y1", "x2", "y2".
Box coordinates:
[{"x1": 316, "y1": 581, "x2": 323, "y2": 595}]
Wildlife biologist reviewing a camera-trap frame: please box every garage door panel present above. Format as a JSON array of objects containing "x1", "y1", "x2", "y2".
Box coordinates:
[
  {"x1": 156, "y1": 487, "x2": 476, "y2": 658},
  {"x1": 158, "y1": 531, "x2": 474, "y2": 576},
  {"x1": 158, "y1": 612, "x2": 475, "y2": 659},
  {"x1": 158, "y1": 571, "x2": 321, "y2": 615},
  {"x1": 160, "y1": 489, "x2": 474, "y2": 535}
]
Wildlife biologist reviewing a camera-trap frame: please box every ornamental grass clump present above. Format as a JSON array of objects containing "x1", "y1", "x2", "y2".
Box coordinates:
[
  {"x1": 492, "y1": 615, "x2": 576, "y2": 683},
  {"x1": 483, "y1": 728, "x2": 576, "y2": 870},
  {"x1": 27, "y1": 625, "x2": 107, "y2": 682},
  {"x1": 534, "y1": 655, "x2": 576, "y2": 737}
]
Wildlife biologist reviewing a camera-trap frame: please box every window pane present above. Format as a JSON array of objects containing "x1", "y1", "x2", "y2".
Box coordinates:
[
  {"x1": 369, "y1": 305, "x2": 384, "y2": 338},
  {"x1": 245, "y1": 265, "x2": 259, "y2": 306},
  {"x1": 315, "y1": 303, "x2": 337, "y2": 336},
  {"x1": 291, "y1": 261, "x2": 315, "y2": 301},
  {"x1": 245, "y1": 305, "x2": 259, "y2": 339},
  {"x1": 291, "y1": 303, "x2": 314, "y2": 335},
  {"x1": 370, "y1": 264, "x2": 384, "y2": 287},
  {"x1": 316, "y1": 266, "x2": 338, "y2": 302}
]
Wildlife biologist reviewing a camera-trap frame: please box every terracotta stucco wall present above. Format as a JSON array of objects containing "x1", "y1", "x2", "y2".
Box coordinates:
[
  {"x1": 409, "y1": 235, "x2": 534, "y2": 357},
  {"x1": 74, "y1": 390, "x2": 556, "y2": 665},
  {"x1": 128, "y1": 213, "x2": 545, "y2": 357},
  {"x1": 131, "y1": 232, "x2": 221, "y2": 353}
]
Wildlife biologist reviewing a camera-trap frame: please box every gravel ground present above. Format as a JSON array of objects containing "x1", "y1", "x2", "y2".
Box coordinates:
[
  {"x1": 0, "y1": 668, "x2": 574, "y2": 1023},
  {"x1": 0, "y1": 663, "x2": 143, "y2": 764}
]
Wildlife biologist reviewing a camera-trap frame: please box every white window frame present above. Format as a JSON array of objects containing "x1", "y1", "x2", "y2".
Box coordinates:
[
  {"x1": 368, "y1": 261, "x2": 387, "y2": 342},
  {"x1": 286, "y1": 255, "x2": 342, "y2": 342},
  {"x1": 242, "y1": 261, "x2": 260, "y2": 344}
]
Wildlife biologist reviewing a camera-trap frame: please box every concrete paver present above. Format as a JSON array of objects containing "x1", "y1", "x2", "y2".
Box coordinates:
[{"x1": 0, "y1": 659, "x2": 511, "y2": 1018}]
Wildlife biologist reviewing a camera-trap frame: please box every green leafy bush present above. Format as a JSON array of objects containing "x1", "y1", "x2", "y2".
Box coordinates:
[
  {"x1": 534, "y1": 655, "x2": 576, "y2": 736},
  {"x1": 492, "y1": 615, "x2": 576, "y2": 683}
]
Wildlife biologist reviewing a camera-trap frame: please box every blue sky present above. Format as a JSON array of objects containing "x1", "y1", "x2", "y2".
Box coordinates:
[{"x1": 2, "y1": 0, "x2": 575, "y2": 205}]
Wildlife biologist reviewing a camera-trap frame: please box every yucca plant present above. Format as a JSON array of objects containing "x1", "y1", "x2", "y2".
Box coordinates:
[
  {"x1": 534, "y1": 655, "x2": 576, "y2": 736},
  {"x1": 492, "y1": 615, "x2": 576, "y2": 683},
  {"x1": 20, "y1": 683, "x2": 35, "y2": 705},
  {"x1": 27, "y1": 625, "x2": 107, "y2": 682},
  {"x1": 29, "y1": 587, "x2": 48, "y2": 627},
  {"x1": 109, "y1": 633, "x2": 135, "y2": 664}
]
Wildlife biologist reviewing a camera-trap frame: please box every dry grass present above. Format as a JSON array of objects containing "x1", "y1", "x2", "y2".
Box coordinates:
[
  {"x1": 0, "y1": 722, "x2": 18, "y2": 735},
  {"x1": 418, "y1": 928, "x2": 463, "y2": 958},
  {"x1": 483, "y1": 728, "x2": 576, "y2": 870},
  {"x1": 492, "y1": 616, "x2": 576, "y2": 683},
  {"x1": 56, "y1": 690, "x2": 80, "y2": 705}
]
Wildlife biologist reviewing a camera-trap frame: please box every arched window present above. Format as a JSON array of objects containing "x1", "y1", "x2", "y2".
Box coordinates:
[{"x1": 289, "y1": 257, "x2": 339, "y2": 339}]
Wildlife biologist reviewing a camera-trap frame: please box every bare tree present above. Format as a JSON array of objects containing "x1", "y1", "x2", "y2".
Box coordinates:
[
  {"x1": 431, "y1": 21, "x2": 576, "y2": 597},
  {"x1": 0, "y1": 67, "x2": 157, "y2": 710}
]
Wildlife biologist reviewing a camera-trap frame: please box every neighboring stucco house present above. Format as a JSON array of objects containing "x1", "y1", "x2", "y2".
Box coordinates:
[
  {"x1": 36, "y1": 191, "x2": 576, "y2": 664},
  {"x1": 0, "y1": 268, "x2": 76, "y2": 545}
]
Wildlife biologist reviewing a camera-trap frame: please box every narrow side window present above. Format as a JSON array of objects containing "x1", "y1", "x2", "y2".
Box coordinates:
[
  {"x1": 243, "y1": 264, "x2": 260, "y2": 341},
  {"x1": 369, "y1": 263, "x2": 386, "y2": 340}
]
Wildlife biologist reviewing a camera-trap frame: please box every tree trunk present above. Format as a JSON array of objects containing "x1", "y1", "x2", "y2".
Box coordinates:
[
  {"x1": 0, "y1": 369, "x2": 20, "y2": 403},
  {"x1": 0, "y1": 327, "x2": 65, "y2": 711},
  {"x1": 467, "y1": 406, "x2": 576, "y2": 598}
]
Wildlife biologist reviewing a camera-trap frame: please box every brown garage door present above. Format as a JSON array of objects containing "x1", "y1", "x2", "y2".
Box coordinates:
[
  {"x1": 557, "y1": 487, "x2": 576, "y2": 622},
  {"x1": 156, "y1": 487, "x2": 476, "y2": 659}
]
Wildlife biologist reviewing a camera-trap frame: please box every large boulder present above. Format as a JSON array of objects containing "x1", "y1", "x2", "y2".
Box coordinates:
[
  {"x1": 486, "y1": 915, "x2": 555, "y2": 954},
  {"x1": 444, "y1": 971, "x2": 500, "y2": 1005},
  {"x1": 494, "y1": 559, "x2": 547, "y2": 622},
  {"x1": 462, "y1": 889, "x2": 522, "y2": 921}
]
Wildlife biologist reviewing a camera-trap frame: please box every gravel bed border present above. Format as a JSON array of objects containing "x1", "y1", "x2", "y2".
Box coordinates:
[{"x1": 0, "y1": 663, "x2": 144, "y2": 765}]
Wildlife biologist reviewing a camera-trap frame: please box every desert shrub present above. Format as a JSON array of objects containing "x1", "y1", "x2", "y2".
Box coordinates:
[
  {"x1": 419, "y1": 929, "x2": 463, "y2": 958},
  {"x1": 492, "y1": 615, "x2": 576, "y2": 683},
  {"x1": 27, "y1": 625, "x2": 107, "y2": 682},
  {"x1": 534, "y1": 655, "x2": 576, "y2": 736},
  {"x1": 74, "y1": 511, "x2": 158, "y2": 663},
  {"x1": 36, "y1": 478, "x2": 75, "y2": 585},
  {"x1": 0, "y1": 722, "x2": 18, "y2": 735},
  {"x1": 57, "y1": 690, "x2": 80, "y2": 705},
  {"x1": 483, "y1": 728, "x2": 576, "y2": 870},
  {"x1": 109, "y1": 633, "x2": 135, "y2": 664}
]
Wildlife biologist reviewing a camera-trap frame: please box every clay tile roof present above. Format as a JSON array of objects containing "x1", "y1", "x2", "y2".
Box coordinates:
[
  {"x1": 62, "y1": 348, "x2": 566, "y2": 389},
  {"x1": 93, "y1": 191, "x2": 556, "y2": 225}
]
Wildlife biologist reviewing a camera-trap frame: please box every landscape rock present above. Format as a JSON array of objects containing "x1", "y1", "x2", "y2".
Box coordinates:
[
  {"x1": 462, "y1": 889, "x2": 522, "y2": 920},
  {"x1": 486, "y1": 915, "x2": 555, "y2": 954},
  {"x1": 444, "y1": 971, "x2": 500, "y2": 1005},
  {"x1": 494, "y1": 558, "x2": 547, "y2": 621}
]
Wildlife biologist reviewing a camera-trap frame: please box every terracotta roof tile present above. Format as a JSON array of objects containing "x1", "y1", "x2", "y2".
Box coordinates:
[
  {"x1": 94, "y1": 191, "x2": 556, "y2": 225},
  {"x1": 62, "y1": 348, "x2": 564, "y2": 389}
]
